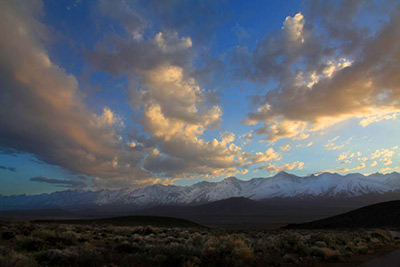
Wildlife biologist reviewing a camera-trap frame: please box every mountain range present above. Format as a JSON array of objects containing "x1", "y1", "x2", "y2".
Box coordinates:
[{"x1": 1, "y1": 171, "x2": 400, "y2": 211}]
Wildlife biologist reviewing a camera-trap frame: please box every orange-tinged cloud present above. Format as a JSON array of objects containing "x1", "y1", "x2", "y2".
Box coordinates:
[{"x1": 241, "y1": 5, "x2": 400, "y2": 141}]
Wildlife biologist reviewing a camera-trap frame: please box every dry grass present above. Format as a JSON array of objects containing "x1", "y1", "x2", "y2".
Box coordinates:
[{"x1": 1, "y1": 221, "x2": 399, "y2": 266}]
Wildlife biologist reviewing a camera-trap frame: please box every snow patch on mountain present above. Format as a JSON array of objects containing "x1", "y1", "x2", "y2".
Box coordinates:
[{"x1": 1, "y1": 172, "x2": 400, "y2": 210}]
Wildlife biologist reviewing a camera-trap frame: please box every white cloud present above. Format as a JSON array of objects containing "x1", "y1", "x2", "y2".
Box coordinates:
[
  {"x1": 338, "y1": 152, "x2": 348, "y2": 161},
  {"x1": 380, "y1": 166, "x2": 400, "y2": 173},
  {"x1": 243, "y1": 148, "x2": 281, "y2": 166},
  {"x1": 220, "y1": 132, "x2": 235, "y2": 145},
  {"x1": 260, "y1": 161, "x2": 304, "y2": 173},
  {"x1": 335, "y1": 163, "x2": 366, "y2": 173},
  {"x1": 383, "y1": 159, "x2": 393, "y2": 166},
  {"x1": 359, "y1": 112, "x2": 399, "y2": 127},
  {"x1": 325, "y1": 142, "x2": 344, "y2": 151},
  {"x1": 371, "y1": 148, "x2": 395, "y2": 160},
  {"x1": 280, "y1": 144, "x2": 291, "y2": 151},
  {"x1": 282, "y1": 13, "x2": 305, "y2": 45}
]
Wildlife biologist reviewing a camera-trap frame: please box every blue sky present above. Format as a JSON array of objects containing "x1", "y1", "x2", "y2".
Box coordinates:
[{"x1": 1, "y1": 0, "x2": 399, "y2": 195}]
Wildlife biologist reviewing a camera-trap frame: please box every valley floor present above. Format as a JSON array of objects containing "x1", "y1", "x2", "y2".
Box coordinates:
[{"x1": 1, "y1": 220, "x2": 400, "y2": 267}]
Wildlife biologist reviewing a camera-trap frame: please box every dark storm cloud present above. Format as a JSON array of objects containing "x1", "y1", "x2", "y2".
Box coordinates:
[
  {"x1": 0, "y1": 166, "x2": 17, "y2": 172},
  {"x1": 30, "y1": 176, "x2": 87, "y2": 188}
]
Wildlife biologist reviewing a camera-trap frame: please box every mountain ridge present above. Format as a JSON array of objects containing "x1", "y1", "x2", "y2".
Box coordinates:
[
  {"x1": 285, "y1": 200, "x2": 400, "y2": 229},
  {"x1": 1, "y1": 171, "x2": 400, "y2": 211}
]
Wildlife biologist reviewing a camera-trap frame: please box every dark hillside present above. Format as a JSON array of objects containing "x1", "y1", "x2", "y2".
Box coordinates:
[
  {"x1": 34, "y1": 215, "x2": 205, "y2": 228},
  {"x1": 285, "y1": 200, "x2": 400, "y2": 229}
]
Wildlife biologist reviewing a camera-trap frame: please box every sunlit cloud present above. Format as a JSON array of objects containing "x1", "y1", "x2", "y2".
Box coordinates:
[
  {"x1": 280, "y1": 144, "x2": 291, "y2": 151},
  {"x1": 240, "y1": 3, "x2": 400, "y2": 142},
  {"x1": 260, "y1": 161, "x2": 304, "y2": 173},
  {"x1": 0, "y1": 0, "x2": 151, "y2": 188},
  {"x1": 335, "y1": 163, "x2": 366, "y2": 173},
  {"x1": 0, "y1": 0, "x2": 399, "y2": 194}
]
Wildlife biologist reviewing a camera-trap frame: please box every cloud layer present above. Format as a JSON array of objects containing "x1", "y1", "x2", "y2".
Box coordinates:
[
  {"x1": 0, "y1": 166, "x2": 16, "y2": 172},
  {"x1": 0, "y1": 0, "x2": 150, "y2": 188},
  {"x1": 240, "y1": 1, "x2": 400, "y2": 141},
  {"x1": 0, "y1": 0, "x2": 283, "y2": 189},
  {"x1": 30, "y1": 176, "x2": 86, "y2": 188},
  {"x1": 0, "y1": 0, "x2": 399, "y2": 192}
]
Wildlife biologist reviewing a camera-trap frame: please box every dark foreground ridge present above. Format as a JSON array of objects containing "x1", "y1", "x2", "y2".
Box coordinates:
[
  {"x1": 285, "y1": 200, "x2": 400, "y2": 229},
  {"x1": 33, "y1": 215, "x2": 206, "y2": 228}
]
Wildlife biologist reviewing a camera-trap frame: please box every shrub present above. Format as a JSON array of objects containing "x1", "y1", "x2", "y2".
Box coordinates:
[
  {"x1": 0, "y1": 246, "x2": 37, "y2": 267},
  {"x1": 1, "y1": 221, "x2": 399, "y2": 267},
  {"x1": 275, "y1": 231, "x2": 307, "y2": 256},
  {"x1": 18, "y1": 236, "x2": 47, "y2": 251},
  {"x1": 201, "y1": 235, "x2": 254, "y2": 266},
  {"x1": 35, "y1": 249, "x2": 77, "y2": 266},
  {"x1": 1, "y1": 230, "x2": 15, "y2": 240},
  {"x1": 114, "y1": 241, "x2": 139, "y2": 253}
]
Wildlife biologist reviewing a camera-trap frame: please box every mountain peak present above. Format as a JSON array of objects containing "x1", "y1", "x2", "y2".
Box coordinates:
[
  {"x1": 316, "y1": 171, "x2": 338, "y2": 177},
  {"x1": 224, "y1": 176, "x2": 240, "y2": 181},
  {"x1": 273, "y1": 171, "x2": 297, "y2": 179},
  {"x1": 1, "y1": 172, "x2": 400, "y2": 210},
  {"x1": 277, "y1": 171, "x2": 290, "y2": 175}
]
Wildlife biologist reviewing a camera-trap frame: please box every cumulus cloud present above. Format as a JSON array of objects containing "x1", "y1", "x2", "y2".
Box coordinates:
[
  {"x1": 133, "y1": 59, "x2": 246, "y2": 178},
  {"x1": 357, "y1": 157, "x2": 368, "y2": 162},
  {"x1": 0, "y1": 0, "x2": 152, "y2": 187},
  {"x1": 370, "y1": 148, "x2": 395, "y2": 160},
  {"x1": 242, "y1": 148, "x2": 281, "y2": 167},
  {"x1": 324, "y1": 136, "x2": 344, "y2": 151},
  {"x1": 334, "y1": 147, "x2": 397, "y2": 171},
  {"x1": 337, "y1": 152, "x2": 348, "y2": 161},
  {"x1": 335, "y1": 162, "x2": 366, "y2": 173},
  {"x1": 0, "y1": 0, "x2": 287, "y2": 190},
  {"x1": 260, "y1": 161, "x2": 304, "y2": 173},
  {"x1": 369, "y1": 147, "x2": 396, "y2": 168},
  {"x1": 280, "y1": 144, "x2": 291, "y2": 151},
  {"x1": 380, "y1": 166, "x2": 400, "y2": 174},
  {"x1": 282, "y1": 12, "x2": 305, "y2": 45},
  {"x1": 239, "y1": 1, "x2": 400, "y2": 141},
  {"x1": 4, "y1": 0, "x2": 395, "y2": 191},
  {"x1": 359, "y1": 112, "x2": 399, "y2": 127},
  {"x1": 30, "y1": 176, "x2": 86, "y2": 188},
  {"x1": 88, "y1": 1, "x2": 290, "y2": 181},
  {"x1": 383, "y1": 159, "x2": 393, "y2": 166},
  {"x1": 87, "y1": 11, "x2": 247, "y2": 179},
  {"x1": 337, "y1": 150, "x2": 360, "y2": 162}
]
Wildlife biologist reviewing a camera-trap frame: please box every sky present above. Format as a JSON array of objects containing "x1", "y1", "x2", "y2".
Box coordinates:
[{"x1": 1, "y1": 0, "x2": 400, "y2": 195}]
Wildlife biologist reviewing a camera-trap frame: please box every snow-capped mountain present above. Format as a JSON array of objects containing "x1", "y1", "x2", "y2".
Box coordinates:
[{"x1": 1, "y1": 172, "x2": 400, "y2": 211}]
